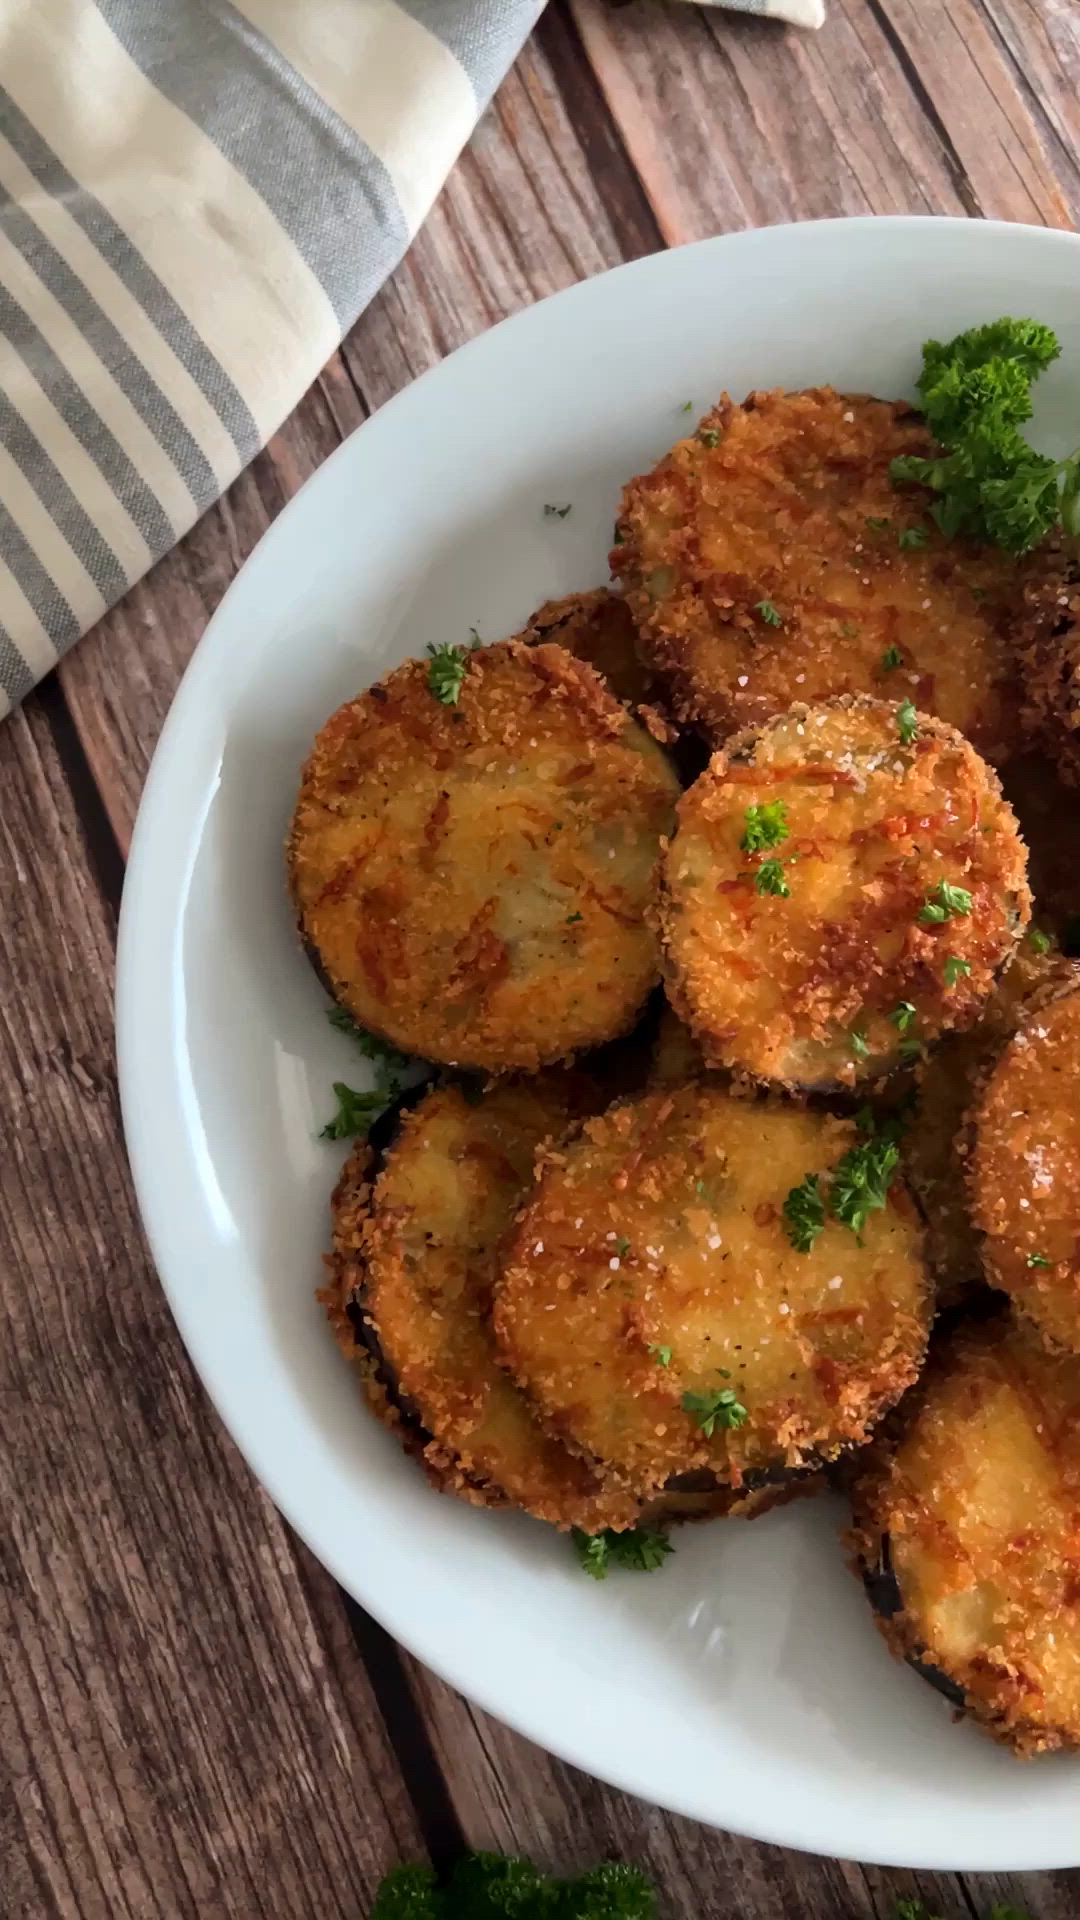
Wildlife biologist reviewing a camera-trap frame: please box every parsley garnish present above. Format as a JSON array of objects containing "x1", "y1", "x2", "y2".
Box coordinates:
[
  {"x1": 612, "y1": 523, "x2": 626, "y2": 546},
  {"x1": 865, "y1": 515, "x2": 891, "y2": 531},
  {"x1": 890, "y1": 1001, "x2": 917, "y2": 1032},
  {"x1": 880, "y1": 643, "x2": 903, "y2": 670},
  {"x1": 897, "y1": 699, "x2": 919, "y2": 745},
  {"x1": 850, "y1": 1027, "x2": 870, "y2": 1060},
  {"x1": 741, "y1": 800, "x2": 789, "y2": 853},
  {"x1": 919, "y1": 879, "x2": 973, "y2": 924},
  {"x1": 320, "y1": 1082, "x2": 387, "y2": 1140},
  {"x1": 1027, "y1": 1253, "x2": 1052, "y2": 1269},
  {"x1": 682, "y1": 1386, "x2": 749, "y2": 1436},
  {"x1": 648, "y1": 1344, "x2": 672, "y2": 1367},
  {"x1": 572, "y1": 1526, "x2": 674, "y2": 1580},
  {"x1": 566, "y1": 911, "x2": 583, "y2": 924},
  {"x1": 613, "y1": 1235, "x2": 631, "y2": 1257},
  {"x1": 327, "y1": 1008, "x2": 409, "y2": 1079},
  {"x1": 426, "y1": 641, "x2": 470, "y2": 705},
  {"x1": 892, "y1": 317, "x2": 1079, "y2": 554},
  {"x1": 783, "y1": 1173, "x2": 826, "y2": 1252},
  {"x1": 944, "y1": 954, "x2": 971, "y2": 985},
  {"x1": 681, "y1": 399, "x2": 693, "y2": 413},
  {"x1": 755, "y1": 858, "x2": 791, "y2": 897},
  {"x1": 755, "y1": 598, "x2": 783, "y2": 627},
  {"x1": 544, "y1": 502, "x2": 571, "y2": 518},
  {"x1": 372, "y1": 1851, "x2": 657, "y2": 1920},
  {"x1": 1028, "y1": 927, "x2": 1054, "y2": 955},
  {"x1": 841, "y1": 621, "x2": 860, "y2": 638},
  {"x1": 699, "y1": 428, "x2": 720, "y2": 447},
  {"x1": 830, "y1": 1135, "x2": 901, "y2": 1238},
  {"x1": 898, "y1": 525, "x2": 929, "y2": 550}
]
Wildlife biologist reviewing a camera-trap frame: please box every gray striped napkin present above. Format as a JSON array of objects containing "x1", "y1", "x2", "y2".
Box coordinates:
[{"x1": 0, "y1": 0, "x2": 821, "y2": 719}]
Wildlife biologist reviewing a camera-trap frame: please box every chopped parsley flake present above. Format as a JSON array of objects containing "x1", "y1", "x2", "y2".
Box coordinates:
[
  {"x1": 572, "y1": 1526, "x2": 674, "y2": 1579},
  {"x1": 754, "y1": 598, "x2": 783, "y2": 627},
  {"x1": 898, "y1": 525, "x2": 929, "y2": 550},
  {"x1": 741, "y1": 800, "x2": 789, "y2": 853},
  {"x1": 320, "y1": 1082, "x2": 388, "y2": 1141},
  {"x1": 614, "y1": 1235, "x2": 631, "y2": 1258},
  {"x1": 783, "y1": 1173, "x2": 826, "y2": 1253},
  {"x1": 919, "y1": 879, "x2": 973, "y2": 925},
  {"x1": 648, "y1": 1344, "x2": 672, "y2": 1367},
  {"x1": 880, "y1": 643, "x2": 903, "y2": 671},
  {"x1": 327, "y1": 1008, "x2": 410, "y2": 1080},
  {"x1": 865, "y1": 515, "x2": 892, "y2": 531},
  {"x1": 543, "y1": 502, "x2": 571, "y2": 518},
  {"x1": 890, "y1": 1001, "x2": 917, "y2": 1032},
  {"x1": 897, "y1": 699, "x2": 919, "y2": 745},
  {"x1": 755, "y1": 858, "x2": 791, "y2": 898},
  {"x1": 898, "y1": 1035, "x2": 924, "y2": 1064},
  {"x1": 850, "y1": 1027, "x2": 870, "y2": 1060},
  {"x1": 1027, "y1": 1253, "x2": 1052, "y2": 1269},
  {"x1": 426, "y1": 641, "x2": 470, "y2": 705},
  {"x1": 944, "y1": 954, "x2": 971, "y2": 985},
  {"x1": 699, "y1": 428, "x2": 720, "y2": 447},
  {"x1": 841, "y1": 621, "x2": 860, "y2": 638},
  {"x1": 682, "y1": 1386, "x2": 749, "y2": 1437},
  {"x1": 830, "y1": 1134, "x2": 901, "y2": 1238},
  {"x1": 566, "y1": 911, "x2": 584, "y2": 924},
  {"x1": 612, "y1": 523, "x2": 626, "y2": 546},
  {"x1": 1028, "y1": 927, "x2": 1054, "y2": 956},
  {"x1": 681, "y1": 399, "x2": 693, "y2": 413}
]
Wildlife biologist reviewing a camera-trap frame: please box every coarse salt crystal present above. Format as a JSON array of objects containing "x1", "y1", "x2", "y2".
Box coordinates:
[
  {"x1": 609, "y1": 1257, "x2": 621, "y2": 1271},
  {"x1": 737, "y1": 674, "x2": 749, "y2": 687},
  {"x1": 828, "y1": 1276, "x2": 843, "y2": 1290}
]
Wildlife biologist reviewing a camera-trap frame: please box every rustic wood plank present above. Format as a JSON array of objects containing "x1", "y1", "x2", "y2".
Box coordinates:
[
  {"x1": 0, "y1": 690, "x2": 427, "y2": 1919},
  {"x1": 569, "y1": 0, "x2": 973, "y2": 242}
]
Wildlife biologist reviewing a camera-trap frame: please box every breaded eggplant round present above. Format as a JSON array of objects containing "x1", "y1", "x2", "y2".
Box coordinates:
[
  {"x1": 851, "y1": 1314, "x2": 1080, "y2": 1755},
  {"x1": 1018, "y1": 566, "x2": 1080, "y2": 789},
  {"x1": 906, "y1": 943, "x2": 1075, "y2": 1308},
  {"x1": 520, "y1": 589, "x2": 655, "y2": 711},
  {"x1": 324, "y1": 1074, "x2": 642, "y2": 1531},
  {"x1": 969, "y1": 979, "x2": 1080, "y2": 1353},
  {"x1": 289, "y1": 640, "x2": 680, "y2": 1072},
  {"x1": 660, "y1": 696, "x2": 1031, "y2": 1089},
  {"x1": 494, "y1": 1083, "x2": 930, "y2": 1499},
  {"x1": 612, "y1": 387, "x2": 1025, "y2": 758}
]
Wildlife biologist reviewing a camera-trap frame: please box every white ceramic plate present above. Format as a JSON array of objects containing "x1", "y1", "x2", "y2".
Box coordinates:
[{"x1": 118, "y1": 217, "x2": 1080, "y2": 1871}]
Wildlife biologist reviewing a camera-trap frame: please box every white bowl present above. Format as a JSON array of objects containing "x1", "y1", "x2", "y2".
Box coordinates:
[{"x1": 117, "y1": 216, "x2": 1080, "y2": 1871}]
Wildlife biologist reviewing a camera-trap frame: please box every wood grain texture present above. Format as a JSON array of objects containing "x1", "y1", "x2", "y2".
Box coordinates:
[
  {"x1": 16, "y1": 0, "x2": 1080, "y2": 1913},
  {"x1": 0, "y1": 692, "x2": 426, "y2": 1918}
]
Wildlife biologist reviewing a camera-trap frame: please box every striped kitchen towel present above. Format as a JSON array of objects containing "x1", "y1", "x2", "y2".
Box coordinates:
[{"x1": 0, "y1": 0, "x2": 822, "y2": 719}]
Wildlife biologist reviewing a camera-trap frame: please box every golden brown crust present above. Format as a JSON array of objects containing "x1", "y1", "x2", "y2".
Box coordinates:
[
  {"x1": 289, "y1": 640, "x2": 680, "y2": 1073},
  {"x1": 905, "y1": 944, "x2": 1075, "y2": 1309},
  {"x1": 850, "y1": 1314, "x2": 1080, "y2": 1756},
  {"x1": 494, "y1": 1082, "x2": 931, "y2": 1499},
  {"x1": 1017, "y1": 564, "x2": 1080, "y2": 790},
  {"x1": 968, "y1": 978, "x2": 1080, "y2": 1353},
  {"x1": 659, "y1": 695, "x2": 1031, "y2": 1090},
  {"x1": 519, "y1": 589, "x2": 656, "y2": 711},
  {"x1": 329, "y1": 1076, "x2": 648, "y2": 1531},
  {"x1": 612, "y1": 387, "x2": 1028, "y2": 758}
]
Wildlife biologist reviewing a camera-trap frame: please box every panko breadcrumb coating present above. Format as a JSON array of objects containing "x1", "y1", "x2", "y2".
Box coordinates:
[
  {"x1": 905, "y1": 943, "x2": 1076, "y2": 1309},
  {"x1": 659, "y1": 695, "x2": 1030, "y2": 1090},
  {"x1": 850, "y1": 1314, "x2": 1080, "y2": 1756},
  {"x1": 323, "y1": 1075, "x2": 643, "y2": 1530},
  {"x1": 613, "y1": 387, "x2": 1026, "y2": 758},
  {"x1": 494, "y1": 1083, "x2": 930, "y2": 1499},
  {"x1": 289, "y1": 640, "x2": 679, "y2": 1072},
  {"x1": 969, "y1": 979, "x2": 1080, "y2": 1353},
  {"x1": 520, "y1": 589, "x2": 655, "y2": 711}
]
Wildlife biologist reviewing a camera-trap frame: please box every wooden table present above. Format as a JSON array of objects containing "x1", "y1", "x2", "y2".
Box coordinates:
[{"x1": 5, "y1": 4, "x2": 1080, "y2": 1915}]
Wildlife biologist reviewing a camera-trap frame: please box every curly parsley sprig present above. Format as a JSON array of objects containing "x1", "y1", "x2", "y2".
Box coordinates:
[{"x1": 891, "y1": 317, "x2": 1080, "y2": 554}]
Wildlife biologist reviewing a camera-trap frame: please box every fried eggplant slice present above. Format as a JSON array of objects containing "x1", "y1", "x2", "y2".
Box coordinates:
[
  {"x1": 660, "y1": 696, "x2": 1031, "y2": 1089},
  {"x1": 1018, "y1": 566, "x2": 1080, "y2": 790},
  {"x1": 520, "y1": 590, "x2": 654, "y2": 710},
  {"x1": 289, "y1": 640, "x2": 680, "y2": 1072},
  {"x1": 969, "y1": 976, "x2": 1080, "y2": 1353},
  {"x1": 495, "y1": 1083, "x2": 930, "y2": 1500},
  {"x1": 851, "y1": 1314, "x2": 1080, "y2": 1756},
  {"x1": 324, "y1": 1074, "x2": 643, "y2": 1530},
  {"x1": 905, "y1": 944, "x2": 1076, "y2": 1308},
  {"x1": 612, "y1": 387, "x2": 1027, "y2": 758}
]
